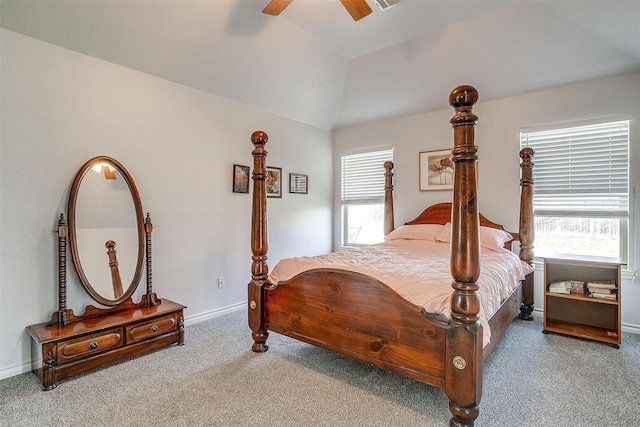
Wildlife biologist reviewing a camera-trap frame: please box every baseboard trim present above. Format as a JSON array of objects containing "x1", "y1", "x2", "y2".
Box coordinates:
[
  {"x1": 0, "y1": 361, "x2": 33, "y2": 381},
  {"x1": 622, "y1": 323, "x2": 640, "y2": 335},
  {"x1": 184, "y1": 301, "x2": 247, "y2": 326}
]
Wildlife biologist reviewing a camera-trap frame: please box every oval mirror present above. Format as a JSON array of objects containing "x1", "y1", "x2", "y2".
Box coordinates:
[{"x1": 68, "y1": 156, "x2": 145, "y2": 306}]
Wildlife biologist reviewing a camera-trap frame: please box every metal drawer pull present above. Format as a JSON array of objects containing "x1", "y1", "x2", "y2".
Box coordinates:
[
  {"x1": 150, "y1": 325, "x2": 159, "y2": 333},
  {"x1": 89, "y1": 341, "x2": 98, "y2": 350}
]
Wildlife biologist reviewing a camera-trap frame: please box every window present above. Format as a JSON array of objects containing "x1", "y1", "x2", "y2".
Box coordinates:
[
  {"x1": 520, "y1": 120, "x2": 630, "y2": 261},
  {"x1": 341, "y1": 148, "x2": 393, "y2": 246}
]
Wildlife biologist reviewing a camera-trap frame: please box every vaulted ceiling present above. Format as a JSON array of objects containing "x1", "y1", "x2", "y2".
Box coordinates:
[{"x1": 2, "y1": 0, "x2": 639, "y2": 130}]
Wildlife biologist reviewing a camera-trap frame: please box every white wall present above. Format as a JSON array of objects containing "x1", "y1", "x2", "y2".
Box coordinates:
[
  {"x1": 0, "y1": 30, "x2": 333, "y2": 379},
  {"x1": 333, "y1": 73, "x2": 640, "y2": 333},
  {"x1": 3, "y1": 28, "x2": 638, "y2": 381}
]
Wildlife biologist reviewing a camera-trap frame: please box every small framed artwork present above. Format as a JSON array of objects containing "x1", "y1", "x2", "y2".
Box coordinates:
[
  {"x1": 289, "y1": 173, "x2": 308, "y2": 194},
  {"x1": 419, "y1": 149, "x2": 454, "y2": 191},
  {"x1": 232, "y1": 164, "x2": 250, "y2": 194},
  {"x1": 266, "y1": 166, "x2": 282, "y2": 198}
]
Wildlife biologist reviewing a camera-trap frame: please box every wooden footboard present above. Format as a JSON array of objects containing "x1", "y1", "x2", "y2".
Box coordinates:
[
  {"x1": 265, "y1": 269, "x2": 448, "y2": 388},
  {"x1": 248, "y1": 86, "x2": 534, "y2": 427}
]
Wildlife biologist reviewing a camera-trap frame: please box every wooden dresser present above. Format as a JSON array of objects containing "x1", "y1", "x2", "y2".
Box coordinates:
[
  {"x1": 31, "y1": 156, "x2": 186, "y2": 390},
  {"x1": 27, "y1": 297, "x2": 185, "y2": 390}
]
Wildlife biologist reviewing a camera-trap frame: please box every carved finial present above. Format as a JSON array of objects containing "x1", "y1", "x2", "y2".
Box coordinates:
[
  {"x1": 449, "y1": 86, "x2": 478, "y2": 128},
  {"x1": 251, "y1": 131, "x2": 268, "y2": 147},
  {"x1": 520, "y1": 146, "x2": 534, "y2": 160},
  {"x1": 449, "y1": 85, "x2": 478, "y2": 109},
  {"x1": 384, "y1": 161, "x2": 394, "y2": 170}
]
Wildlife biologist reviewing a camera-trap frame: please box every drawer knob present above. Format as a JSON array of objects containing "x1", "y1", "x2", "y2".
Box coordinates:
[
  {"x1": 150, "y1": 325, "x2": 159, "y2": 333},
  {"x1": 89, "y1": 341, "x2": 98, "y2": 350}
]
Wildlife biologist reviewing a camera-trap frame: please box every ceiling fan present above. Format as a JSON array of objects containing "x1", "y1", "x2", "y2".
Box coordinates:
[{"x1": 262, "y1": 0, "x2": 373, "y2": 22}]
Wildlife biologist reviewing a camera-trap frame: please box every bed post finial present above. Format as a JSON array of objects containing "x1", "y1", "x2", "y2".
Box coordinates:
[
  {"x1": 449, "y1": 85, "x2": 479, "y2": 111},
  {"x1": 384, "y1": 161, "x2": 394, "y2": 236},
  {"x1": 446, "y1": 85, "x2": 482, "y2": 427},
  {"x1": 518, "y1": 147, "x2": 535, "y2": 320},
  {"x1": 249, "y1": 130, "x2": 270, "y2": 353}
]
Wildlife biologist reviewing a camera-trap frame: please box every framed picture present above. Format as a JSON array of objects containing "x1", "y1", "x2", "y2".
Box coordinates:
[
  {"x1": 419, "y1": 149, "x2": 454, "y2": 191},
  {"x1": 232, "y1": 164, "x2": 250, "y2": 194},
  {"x1": 266, "y1": 166, "x2": 282, "y2": 198},
  {"x1": 289, "y1": 173, "x2": 308, "y2": 194}
]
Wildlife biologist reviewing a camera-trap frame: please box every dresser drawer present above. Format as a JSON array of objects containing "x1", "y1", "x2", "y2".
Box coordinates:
[
  {"x1": 57, "y1": 328, "x2": 124, "y2": 364},
  {"x1": 126, "y1": 313, "x2": 178, "y2": 344}
]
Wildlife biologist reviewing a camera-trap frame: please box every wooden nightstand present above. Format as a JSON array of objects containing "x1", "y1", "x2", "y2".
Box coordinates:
[{"x1": 542, "y1": 254, "x2": 625, "y2": 348}]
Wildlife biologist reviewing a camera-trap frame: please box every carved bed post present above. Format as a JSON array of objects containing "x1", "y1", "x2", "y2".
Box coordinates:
[
  {"x1": 384, "y1": 161, "x2": 395, "y2": 235},
  {"x1": 518, "y1": 148, "x2": 535, "y2": 320},
  {"x1": 446, "y1": 86, "x2": 482, "y2": 427},
  {"x1": 249, "y1": 131, "x2": 270, "y2": 352}
]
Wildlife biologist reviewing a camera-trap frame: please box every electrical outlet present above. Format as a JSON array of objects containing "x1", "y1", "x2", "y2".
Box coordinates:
[{"x1": 217, "y1": 277, "x2": 225, "y2": 289}]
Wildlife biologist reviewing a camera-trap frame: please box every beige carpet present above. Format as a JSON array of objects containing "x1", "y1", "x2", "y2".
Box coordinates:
[{"x1": 1, "y1": 310, "x2": 639, "y2": 426}]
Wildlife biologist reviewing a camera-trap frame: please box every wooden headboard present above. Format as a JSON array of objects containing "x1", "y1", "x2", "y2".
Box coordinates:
[
  {"x1": 405, "y1": 202, "x2": 508, "y2": 230},
  {"x1": 404, "y1": 202, "x2": 517, "y2": 250}
]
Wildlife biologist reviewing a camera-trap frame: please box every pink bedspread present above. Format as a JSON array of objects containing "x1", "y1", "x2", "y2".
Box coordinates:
[{"x1": 269, "y1": 239, "x2": 533, "y2": 347}]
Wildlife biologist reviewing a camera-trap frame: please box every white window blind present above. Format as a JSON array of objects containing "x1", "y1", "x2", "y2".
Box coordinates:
[
  {"x1": 520, "y1": 121, "x2": 629, "y2": 218},
  {"x1": 341, "y1": 148, "x2": 393, "y2": 203}
]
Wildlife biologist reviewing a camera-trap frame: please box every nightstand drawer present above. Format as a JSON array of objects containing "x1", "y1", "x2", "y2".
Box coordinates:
[
  {"x1": 57, "y1": 328, "x2": 124, "y2": 363},
  {"x1": 126, "y1": 314, "x2": 177, "y2": 344}
]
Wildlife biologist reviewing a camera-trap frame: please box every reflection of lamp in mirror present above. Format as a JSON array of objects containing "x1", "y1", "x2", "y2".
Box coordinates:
[{"x1": 91, "y1": 163, "x2": 116, "y2": 180}]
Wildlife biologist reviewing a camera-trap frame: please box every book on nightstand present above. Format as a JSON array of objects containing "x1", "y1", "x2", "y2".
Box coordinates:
[
  {"x1": 548, "y1": 281, "x2": 571, "y2": 294},
  {"x1": 586, "y1": 281, "x2": 617, "y2": 300},
  {"x1": 569, "y1": 281, "x2": 585, "y2": 295}
]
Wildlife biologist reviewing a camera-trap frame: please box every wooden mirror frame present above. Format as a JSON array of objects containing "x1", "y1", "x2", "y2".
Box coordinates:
[{"x1": 67, "y1": 156, "x2": 145, "y2": 307}]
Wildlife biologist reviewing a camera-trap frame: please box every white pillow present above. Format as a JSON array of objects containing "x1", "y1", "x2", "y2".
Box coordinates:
[
  {"x1": 435, "y1": 222, "x2": 513, "y2": 252},
  {"x1": 384, "y1": 224, "x2": 445, "y2": 242}
]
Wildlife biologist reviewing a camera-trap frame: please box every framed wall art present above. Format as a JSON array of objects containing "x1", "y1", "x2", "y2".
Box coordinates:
[
  {"x1": 419, "y1": 149, "x2": 454, "y2": 191},
  {"x1": 266, "y1": 166, "x2": 282, "y2": 198},
  {"x1": 289, "y1": 173, "x2": 308, "y2": 194},
  {"x1": 232, "y1": 164, "x2": 250, "y2": 194}
]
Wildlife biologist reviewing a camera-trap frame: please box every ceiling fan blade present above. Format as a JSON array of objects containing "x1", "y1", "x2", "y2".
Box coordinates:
[
  {"x1": 340, "y1": 0, "x2": 373, "y2": 21},
  {"x1": 262, "y1": 0, "x2": 294, "y2": 16}
]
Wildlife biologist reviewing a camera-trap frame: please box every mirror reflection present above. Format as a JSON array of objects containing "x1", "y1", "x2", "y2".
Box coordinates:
[{"x1": 68, "y1": 157, "x2": 144, "y2": 306}]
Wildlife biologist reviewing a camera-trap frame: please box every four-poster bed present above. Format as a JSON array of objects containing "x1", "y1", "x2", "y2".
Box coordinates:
[{"x1": 247, "y1": 86, "x2": 534, "y2": 426}]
